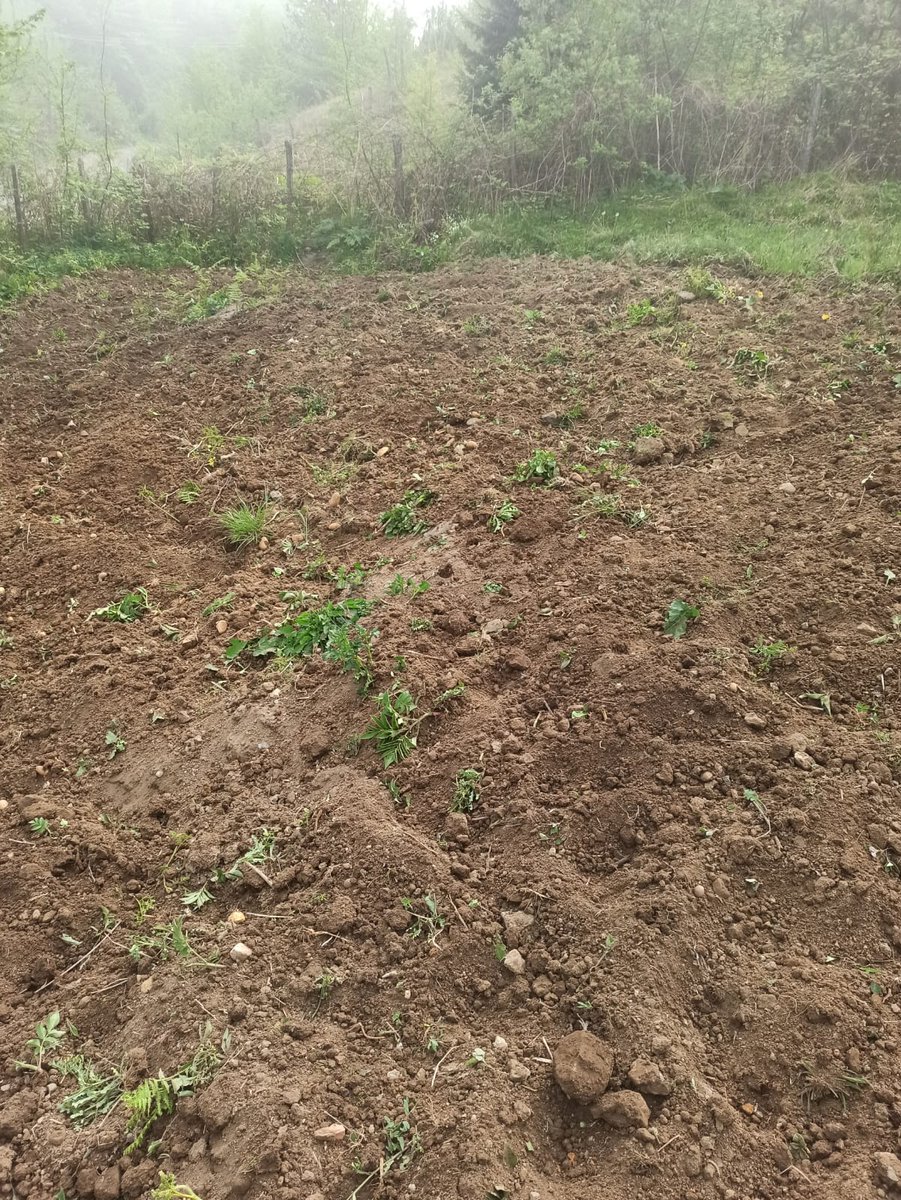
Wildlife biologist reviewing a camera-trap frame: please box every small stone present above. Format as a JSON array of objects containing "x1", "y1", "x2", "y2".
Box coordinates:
[
  {"x1": 591, "y1": 1090, "x2": 650, "y2": 1129},
  {"x1": 509, "y1": 1060, "x2": 532, "y2": 1082},
  {"x1": 626, "y1": 1057, "x2": 672, "y2": 1096},
  {"x1": 215, "y1": 618, "x2": 228, "y2": 634},
  {"x1": 503, "y1": 948, "x2": 526, "y2": 975},
  {"x1": 229, "y1": 942, "x2": 253, "y2": 962},
  {"x1": 493, "y1": 1036, "x2": 508, "y2": 1052},
  {"x1": 744, "y1": 712, "x2": 767, "y2": 730},
  {"x1": 94, "y1": 1165, "x2": 121, "y2": 1200},
  {"x1": 553, "y1": 1031, "x2": 614, "y2": 1103},
  {"x1": 313, "y1": 1123, "x2": 346, "y2": 1142},
  {"x1": 501, "y1": 910, "x2": 534, "y2": 939},
  {"x1": 259, "y1": 536, "x2": 270, "y2": 549},
  {"x1": 632, "y1": 436, "x2": 665, "y2": 465},
  {"x1": 778, "y1": 481, "x2": 796, "y2": 494},
  {"x1": 875, "y1": 1152, "x2": 901, "y2": 1189},
  {"x1": 227, "y1": 910, "x2": 246, "y2": 924},
  {"x1": 793, "y1": 750, "x2": 815, "y2": 771}
]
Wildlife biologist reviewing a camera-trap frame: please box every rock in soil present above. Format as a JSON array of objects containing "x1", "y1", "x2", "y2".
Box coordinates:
[
  {"x1": 875, "y1": 1152, "x2": 901, "y2": 1189},
  {"x1": 553, "y1": 1031, "x2": 614, "y2": 1103},
  {"x1": 313, "y1": 1122, "x2": 346, "y2": 1141},
  {"x1": 590, "y1": 1090, "x2": 651, "y2": 1129},
  {"x1": 626, "y1": 1057, "x2": 672, "y2": 1096}
]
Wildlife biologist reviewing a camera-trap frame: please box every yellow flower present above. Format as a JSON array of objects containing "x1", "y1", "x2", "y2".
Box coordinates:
[
  {"x1": 821, "y1": 312, "x2": 831, "y2": 321},
  {"x1": 755, "y1": 290, "x2": 764, "y2": 298}
]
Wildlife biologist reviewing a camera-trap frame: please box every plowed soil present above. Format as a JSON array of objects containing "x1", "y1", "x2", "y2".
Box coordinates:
[{"x1": 1, "y1": 259, "x2": 900, "y2": 1200}]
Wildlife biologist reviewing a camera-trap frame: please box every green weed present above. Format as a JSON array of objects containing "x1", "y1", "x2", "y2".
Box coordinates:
[
  {"x1": 105, "y1": 728, "x2": 126, "y2": 758},
  {"x1": 55, "y1": 1055, "x2": 123, "y2": 1127},
  {"x1": 451, "y1": 768, "x2": 482, "y2": 813},
  {"x1": 751, "y1": 639, "x2": 796, "y2": 672},
  {"x1": 90, "y1": 588, "x2": 150, "y2": 623},
  {"x1": 487, "y1": 499, "x2": 520, "y2": 532},
  {"x1": 123, "y1": 1031, "x2": 224, "y2": 1154},
  {"x1": 151, "y1": 1175, "x2": 204, "y2": 1200},
  {"x1": 513, "y1": 450, "x2": 558, "y2": 486},
  {"x1": 14, "y1": 1011, "x2": 67, "y2": 1072},
  {"x1": 379, "y1": 490, "x2": 436, "y2": 537},
  {"x1": 663, "y1": 599, "x2": 700, "y2": 639},
  {"x1": 362, "y1": 689, "x2": 419, "y2": 766},
  {"x1": 401, "y1": 895, "x2": 447, "y2": 945}
]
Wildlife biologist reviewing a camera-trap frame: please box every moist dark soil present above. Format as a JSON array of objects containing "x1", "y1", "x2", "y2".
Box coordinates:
[{"x1": 1, "y1": 259, "x2": 900, "y2": 1200}]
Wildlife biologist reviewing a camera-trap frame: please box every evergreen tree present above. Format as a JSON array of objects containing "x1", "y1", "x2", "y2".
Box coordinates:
[{"x1": 459, "y1": 0, "x2": 522, "y2": 115}]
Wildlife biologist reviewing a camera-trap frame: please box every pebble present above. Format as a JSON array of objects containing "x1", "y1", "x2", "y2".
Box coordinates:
[
  {"x1": 743, "y1": 712, "x2": 767, "y2": 730},
  {"x1": 227, "y1": 910, "x2": 246, "y2": 924},
  {"x1": 229, "y1": 942, "x2": 253, "y2": 962},
  {"x1": 503, "y1": 948, "x2": 526, "y2": 975},
  {"x1": 627, "y1": 1057, "x2": 672, "y2": 1096},
  {"x1": 215, "y1": 618, "x2": 228, "y2": 634},
  {"x1": 591, "y1": 1090, "x2": 650, "y2": 1129},
  {"x1": 509, "y1": 1060, "x2": 531, "y2": 1082},
  {"x1": 875, "y1": 1152, "x2": 901, "y2": 1188},
  {"x1": 313, "y1": 1123, "x2": 346, "y2": 1141},
  {"x1": 778, "y1": 481, "x2": 796, "y2": 493}
]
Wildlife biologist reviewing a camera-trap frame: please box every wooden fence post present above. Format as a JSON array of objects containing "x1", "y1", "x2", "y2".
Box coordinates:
[
  {"x1": 284, "y1": 139, "x2": 294, "y2": 208},
  {"x1": 392, "y1": 135, "x2": 406, "y2": 219},
  {"x1": 11, "y1": 164, "x2": 26, "y2": 249}
]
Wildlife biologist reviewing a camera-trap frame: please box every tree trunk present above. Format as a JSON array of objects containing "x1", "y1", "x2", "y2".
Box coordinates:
[
  {"x1": 800, "y1": 79, "x2": 823, "y2": 174},
  {"x1": 285, "y1": 139, "x2": 295, "y2": 209},
  {"x1": 11, "y1": 164, "x2": 26, "y2": 249}
]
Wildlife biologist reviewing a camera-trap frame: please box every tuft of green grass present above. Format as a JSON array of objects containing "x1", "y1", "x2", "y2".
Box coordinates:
[
  {"x1": 542, "y1": 346, "x2": 568, "y2": 365},
  {"x1": 55, "y1": 1055, "x2": 123, "y2": 1127},
  {"x1": 219, "y1": 501, "x2": 273, "y2": 548},
  {"x1": 513, "y1": 450, "x2": 558, "y2": 486},
  {"x1": 626, "y1": 298, "x2": 656, "y2": 325},
  {"x1": 751, "y1": 638, "x2": 796, "y2": 673}
]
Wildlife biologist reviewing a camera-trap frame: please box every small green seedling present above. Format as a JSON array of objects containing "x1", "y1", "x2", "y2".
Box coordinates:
[
  {"x1": 626, "y1": 299, "x2": 656, "y2": 325},
  {"x1": 751, "y1": 639, "x2": 795, "y2": 673},
  {"x1": 152, "y1": 1174, "x2": 204, "y2": 1200},
  {"x1": 401, "y1": 895, "x2": 446, "y2": 946},
  {"x1": 732, "y1": 347, "x2": 771, "y2": 378},
  {"x1": 542, "y1": 346, "x2": 567, "y2": 365},
  {"x1": 349, "y1": 1098, "x2": 422, "y2": 1199},
  {"x1": 462, "y1": 314, "x2": 490, "y2": 336},
  {"x1": 488, "y1": 499, "x2": 520, "y2": 532},
  {"x1": 379, "y1": 490, "x2": 435, "y2": 537},
  {"x1": 15, "y1": 1011, "x2": 66, "y2": 1071},
  {"x1": 105, "y1": 728, "x2": 126, "y2": 758},
  {"x1": 90, "y1": 588, "x2": 150, "y2": 623},
  {"x1": 29, "y1": 816, "x2": 51, "y2": 837},
  {"x1": 219, "y1": 501, "x2": 273, "y2": 549},
  {"x1": 451, "y1": 767, "x2": 482, "y2": 813},
  {"x1": 388, "y1": 575, "x2": 430, "y2": 597},
  {"x1": 663, "y1": 599, "x2": 700, "y2": 639},
  {"x1": 632, "y1": 422, "x2": 662, "y2": 439},
  {"x1": 800, "y1": 691, "x2": 832, "y2": 716},
  {"x1": 175, "y1": 482, "x2": 200, "y2": 505},
  {"x1": 513, "y1": 450, "x2": 558, "y2": 486},
  {"x1": 202, "y1": 592, "x2": 235, "y2": 617}
]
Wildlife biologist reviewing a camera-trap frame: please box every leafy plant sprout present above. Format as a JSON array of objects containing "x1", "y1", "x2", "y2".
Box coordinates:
[
  {"x1": 90, "y1": 588, "x2": 150, "y2": 623},
  {"x1": 14, "y1": 1011, "x2": 67, "y2": 1072},
  {"x1": 663, "y1": 599, "x2": 700, "y2": 639},
  {"x1": 219, "y1": 500, "x2": 273, "y2": 548},
  {"x1": 379, "y1": 490, "x2": 435, "y2": 537},
  {"x1": 451, "y1": 767, "x2": 482, "y2": 813},
  {"x1": 401, "y1": 895, "x2": 446, "y2": 945},
  {"x1": 513, "y1": 449, "x2": 558, "y2": 486},
  {"x1": 362, "y1": 689, "x2": 419, "y2": 766},
  {"x1": 487, "y1": 499, "x2": 520, "y2": 532}
]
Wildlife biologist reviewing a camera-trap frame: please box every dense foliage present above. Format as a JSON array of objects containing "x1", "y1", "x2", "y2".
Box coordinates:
[{"x1": 1, "y1": 0, "x2": 900, "y2": 245}]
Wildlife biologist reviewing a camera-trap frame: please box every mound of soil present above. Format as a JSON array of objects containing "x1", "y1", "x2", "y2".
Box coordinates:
[{"x1": 0, "y1": 260, "x2": 900, "y2": 1200}]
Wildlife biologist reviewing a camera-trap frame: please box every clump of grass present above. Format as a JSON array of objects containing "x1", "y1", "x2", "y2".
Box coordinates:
[
  {"x1": 219, "y1": 500, "x2": 273, "y2": 548},
  {"x1": 751, "y1": 638, "x2": 796, "y2": 673},
  {"x1": 379, "y1": 490, "x2": 436, "y2": 537},
  {"x1": 632, "y1": 421, "x2": 663, "y2": 439},
  {"x1": 542, "y1": 346, "x2": 567, "y2": 365},
  {"x1": 513, "y1": 449, "x2": 558, "y2": 486}
]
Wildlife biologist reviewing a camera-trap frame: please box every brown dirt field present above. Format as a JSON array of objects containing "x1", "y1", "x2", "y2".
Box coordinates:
[{"x1": 0, "y1": 259, "x2": 900, "y2": 1200}]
